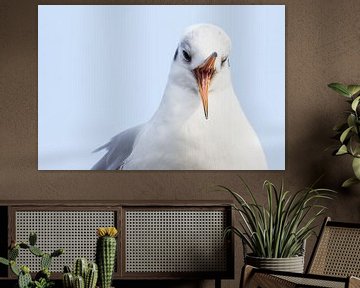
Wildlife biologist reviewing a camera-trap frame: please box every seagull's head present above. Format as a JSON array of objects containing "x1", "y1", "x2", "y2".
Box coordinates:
[{"x1": 170, "y1": 23, "x2": 232, "y2": 119}]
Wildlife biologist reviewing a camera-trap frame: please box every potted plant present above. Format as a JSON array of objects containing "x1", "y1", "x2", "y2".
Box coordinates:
[
  {"x1": 0, "y1": 232, "x2": 64, "y2": 288},
  {"x1": 220, "y1": 179, "x2": 334, "y2": 273},
  {"x1": 328, "y1": 83, "x2": 360, "y2": 187}
]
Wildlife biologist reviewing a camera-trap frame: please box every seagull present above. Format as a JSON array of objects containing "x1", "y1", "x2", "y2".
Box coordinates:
[{"x1": 92, "y1": 24, "x2": 268, "y2": 170}]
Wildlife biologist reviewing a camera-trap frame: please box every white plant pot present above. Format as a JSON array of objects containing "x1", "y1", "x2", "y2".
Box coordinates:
[{"x1": 245, "y1": 254, "x2": 305, "y2": 273}]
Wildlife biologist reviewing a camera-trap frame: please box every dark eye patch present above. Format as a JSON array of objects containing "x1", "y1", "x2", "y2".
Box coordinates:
[
  {"x1": 221, "y1": 57, "x2": 228, "y2": 66},
  {"x1": 182, "y1": 50, "x2": 191, "y2": 62}
]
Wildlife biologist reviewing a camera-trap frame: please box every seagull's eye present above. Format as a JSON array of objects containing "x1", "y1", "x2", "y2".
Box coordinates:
[
  {"x1": 221, "y1": 56, "x2": 228, "y2": 66},
  {"x1": 182, "y1": 50, "x2": 191, "y2": 62}
]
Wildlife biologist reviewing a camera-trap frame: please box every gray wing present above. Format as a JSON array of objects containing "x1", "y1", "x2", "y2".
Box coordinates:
[{"x1": 91, "y1": 124, "x2": 143, "y2": 170}]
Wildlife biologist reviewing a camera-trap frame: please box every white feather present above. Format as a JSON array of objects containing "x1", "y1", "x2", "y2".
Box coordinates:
[{"x1": 92, "y1": 23, "x2": 268, "y2": 170}]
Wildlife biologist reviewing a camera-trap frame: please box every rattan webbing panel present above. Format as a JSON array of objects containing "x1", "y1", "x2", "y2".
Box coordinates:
[
  {"x1": 15, "y1": 211, "x2": 115, "y2": 272},
  {"x1": 277, "y1": 275, "x2": 345, "y2": 288},
  {"x1": 309, "y1": 226, "x2": 360, "y2": 277},
  {"x1": 125, "y1": 210, "x2": 227, "y2": 273}
]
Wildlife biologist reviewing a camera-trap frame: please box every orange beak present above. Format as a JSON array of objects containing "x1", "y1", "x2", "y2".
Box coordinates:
[{"x1": 193, "y1": 52, "x2": 217, "y2": 119}]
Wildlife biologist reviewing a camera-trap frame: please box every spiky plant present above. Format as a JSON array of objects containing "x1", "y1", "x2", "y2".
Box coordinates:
[
  {"x1": 96, "y1": 227, "x2": 118, "y2": 288},
  {"x1": 0, "y1": 232, "x2": 63, "y2": 288},
  {"x1": 63, "y1": 260, "x2": 98, "y2": 288},
  {"x1": 220, "y1": 178, "x2": 335, "y2": 258}
]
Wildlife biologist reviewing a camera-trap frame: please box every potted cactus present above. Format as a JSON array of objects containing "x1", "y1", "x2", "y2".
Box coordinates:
[
  {"x1": 96, "y1": 227, "x2": 118, "y2": 288},
  {"x1": 0, "y1": 232, "x2": 64, "y2": 288},
  {"x1": 62, "y1": 258, "x2": 98, "y2": 288}
]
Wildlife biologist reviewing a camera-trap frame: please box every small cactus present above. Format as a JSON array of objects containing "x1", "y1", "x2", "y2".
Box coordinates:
[
  {"x1": 18, "y1": 267, "x2": 32, "y2": 288},
  {"x1": 10, "y1": 260, "x2": 20, "y2": 276},
  {"x1": 9, "y1": 246, "x2": 19, "y2": 260},
  {"x1": 41, "y1": 253, "x2": 52, "y2": 269},
  {"x1": 63, "y1": 259, "x2": 98, "y2": 288},
  {"x1": 74, "y1": 258, "x2": 88, "y2": 279},
  {"x1": 96, "y1": 227, "x2": 118, "y2": 288},
  {"x1": 51, "y1": 248, "x2": 64, "y2": 258},
  {"x1": 74, "y1": 275, "x2": 85, "y2": 288},
  {"x1": 0, "y1": 232, "x2": 63, "y2": 288},
  {"x1": 29, "y1": 245, "x2": 44, "y2": 257},
  {"x1": 63, "y1": 272, "x2": 74, "y2": 288},
  {"x1": 62, "y1": 265, "x2": 74, "y2": 288},
  {"x1": 85, "y1": 263, "x2": 98, "y2": 288},
  {"x1": 29, "y1": 232, "x2": 37, "y2": 246},
  {"x1": 0, "y1": 257, "x2": 9, "y2": 266}
]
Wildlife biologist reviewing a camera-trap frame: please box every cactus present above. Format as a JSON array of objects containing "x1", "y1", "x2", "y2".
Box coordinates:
[
  {"x1": 0, "y1": 257, "x2": 9, "y2": 266},
  {"x1": 0, "y1": 232, "x2": 64, "y2": 288},
  {"x1": 96, "y1": 227, "x2": 118, "y2": 288},
  {"x1": 9, "y1": 246, "x2": 19, "y2": 260},
  {"x1": 64, "y1": 265, "x2": 72, "y2": 273},
  {"x1": 29, "y1": 232, "x2": 37, "y2": 246},
  {"x1": 18, "y1": 269, "x2": 32, "y2": 288},
  {"x1": 74, "y1": 258, "x2": 88, "y2": 279},
  {"x1": 63, "y1": 260, "x2": 98, "y2": 288},
  {"x1": 74, "y1": 275, "x2": 85, "y2": 288},
  {"x1": 29, "y1": 245, "x2": 44, "y2": 257},
  {"x1": 85, "y1": 263, "x2": 98, "y2": 288},
  {"x1": 41, "y1": 253, "x2": 52, "y2": 270},
  {"x1": 51, "y1": 248, "x2": 64, "y2": 258},
  {"x1": 10, "y1": 260, "x2": 20, "y2": 276},
  {"x1": 63, "y1": 272, "x2": 74, "y2": 288},
  {"x1": 35, "y1": 268, "x2": 51, "y2": 281}
]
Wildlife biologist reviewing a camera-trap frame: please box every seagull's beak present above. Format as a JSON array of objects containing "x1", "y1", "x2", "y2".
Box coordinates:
[{"x1": 193, "y1": 52, "x2": 217, "y2": 119}]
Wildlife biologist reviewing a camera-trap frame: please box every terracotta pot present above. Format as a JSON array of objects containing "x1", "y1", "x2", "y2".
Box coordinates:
[{"x1": 245, "y1": 254, "x2": 305, "y2": 273}]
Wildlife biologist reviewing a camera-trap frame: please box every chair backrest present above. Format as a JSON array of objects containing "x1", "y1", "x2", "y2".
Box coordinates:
[{"x1": 307, "y1": 217, "x2": 360, "y2": 277}]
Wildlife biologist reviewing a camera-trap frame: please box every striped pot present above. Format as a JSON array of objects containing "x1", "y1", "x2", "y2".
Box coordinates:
[{"x1": 245, "y1": 254, "x2": 305, "y2": 273}]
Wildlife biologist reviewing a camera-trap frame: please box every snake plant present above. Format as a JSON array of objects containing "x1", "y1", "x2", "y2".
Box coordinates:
[
  {"x1": 328, "y1": 83, "x2": 360, "y2": 187},
  {"x1": 221, "y1": 178, "x2": 335, "y2": 258}
]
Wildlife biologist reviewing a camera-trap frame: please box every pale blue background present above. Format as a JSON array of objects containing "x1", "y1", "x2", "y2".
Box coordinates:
[{"x1": 38, "y1": 5, "x2": 285, "y2": 170}]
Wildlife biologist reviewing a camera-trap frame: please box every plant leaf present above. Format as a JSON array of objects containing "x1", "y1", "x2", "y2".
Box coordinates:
[
  {"x1": 0, "y1": 257, "x2": 9, "y2": 266},
  {"x1": 336, "y1": 145, "x2": 348, "y2": 155},
  {"x1": 340, "y1": 126, "x2": 353, "y2": 143},
  {"x1": 328, "y1": 83, "x2": 350, "y2": 97},
  {"x1": 347, "y1": 85, "x2": 360, "y2": 97},
  {"x1": 347, "y1": 114, "x2": 357, "y2": 130},
  {"x1": 351, "y1": 96, "x2": 360, "y2": 111},
  {"x1": 342, "y1": 177, "x2": 360, "y2": 188},
  {"x1": 352, "y1": 157, "x2": 360, "y2": 179}
]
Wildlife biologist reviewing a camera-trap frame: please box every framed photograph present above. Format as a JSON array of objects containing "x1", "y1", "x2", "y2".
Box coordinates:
[{"x1": 38, "y1": 5, "x2": 285, "y2": 170}]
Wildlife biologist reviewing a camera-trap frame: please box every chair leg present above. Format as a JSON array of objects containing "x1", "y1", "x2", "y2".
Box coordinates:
[{"x1": 240, "y1": 265, "x2": 255, "y2": 288}]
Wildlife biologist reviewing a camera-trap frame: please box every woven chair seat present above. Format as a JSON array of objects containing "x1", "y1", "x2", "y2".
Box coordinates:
[{"x1": 241, "y1": 218, "x2": 360, "y2": 288}]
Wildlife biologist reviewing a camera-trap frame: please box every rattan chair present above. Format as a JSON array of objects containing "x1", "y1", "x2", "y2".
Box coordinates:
[{"x1": 241, "y1": 217, "x2": 360, "y2": 288}]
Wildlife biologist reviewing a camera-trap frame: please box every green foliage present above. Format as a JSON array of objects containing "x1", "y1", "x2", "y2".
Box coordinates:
[
  {"x1": 0, "y1": 232, "x2": 64, "y2": 288},
  {"x1": 329, "y1": 82, "x2": 360, "y2": 187},
  {"x1": 32, "y1": 278, "x2": 54, "y2": 288},
  {"x1": 221, "y1": 178, "x2": 335, "y2": 258}
]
